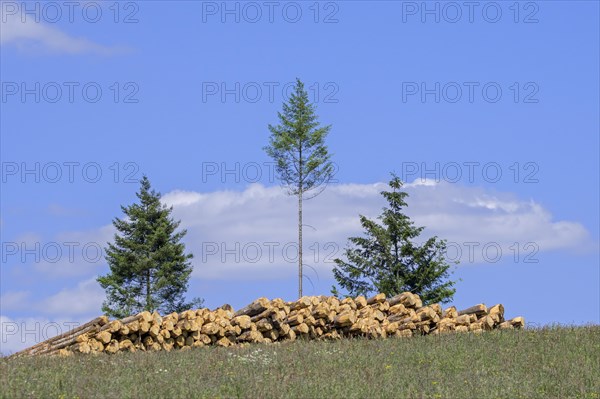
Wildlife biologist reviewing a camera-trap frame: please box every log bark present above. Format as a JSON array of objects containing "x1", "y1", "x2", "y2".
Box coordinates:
[
  {"x1": 37, "y1": 325, "x2": 111, "y2": 356},
  {"x1": 250, "y1": 308, "x2": 276, "y2": 323},
  {"x1": 366, "y1": 293, "x2": 386, "y2": 305},
  {"x1": 9, "y1": 316, "x2": 108, "y2": 358},
  {"x1": 387, "y1": 311, "x2": 418, "y2": 324},
  {"x1": 234, "y1": 297, "x2": 271, "y2": 317},
  {"x1": 389, "y1": 292, "x2": 417, "y2": 308},
  {"x1": 458, "y1": 304, "x2": 488, "y2": 317},
  {"x1": 397, "y1": 322, "x2": 416, "y2": 331}
]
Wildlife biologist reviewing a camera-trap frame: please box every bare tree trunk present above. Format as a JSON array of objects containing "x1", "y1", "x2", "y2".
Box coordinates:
[
  {"x1": 298, "y1": 187, "x2": 303, "y2": 299},
  {"x1": 146, "y1": 269, "x2": 151, "y2": 312},
  {"x1": 298, "y1": 145, "x2": 303, "y2": 299}
]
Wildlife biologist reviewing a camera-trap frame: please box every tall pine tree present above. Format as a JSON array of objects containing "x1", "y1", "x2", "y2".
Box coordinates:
[
  {"x1": 332, "y1": 174, "x2": 457, "y2": 305},
  {"x1": 97, "y1": 176, "x2": 201, "y2": 318},
  {"x1": 264, "y1": 78, "x2": 334, "y2": 298}
]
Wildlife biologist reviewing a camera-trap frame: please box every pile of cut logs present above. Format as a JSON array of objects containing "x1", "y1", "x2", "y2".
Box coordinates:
[{"x1": 9, "y1": 292, "x2": 524, "y2": 357}]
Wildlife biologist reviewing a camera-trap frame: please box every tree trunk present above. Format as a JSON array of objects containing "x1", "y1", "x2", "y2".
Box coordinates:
[
  {"x1": 297, "y1": 142, "x2": 303, "y2": 299},
  {"x1": 146, "y1": 269, "x2": 151, "y2": 312},
  {"x1": 7, "y1": 316, "x2": 107, "y2": 358},
  {"x1": 298, "y1": 186, "x2": 303, "y2": 299}
]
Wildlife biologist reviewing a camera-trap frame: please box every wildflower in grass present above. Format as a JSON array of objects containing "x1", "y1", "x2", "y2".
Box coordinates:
[{"x1": 228, "y1": 348, "x2": 275, "y2": 366}]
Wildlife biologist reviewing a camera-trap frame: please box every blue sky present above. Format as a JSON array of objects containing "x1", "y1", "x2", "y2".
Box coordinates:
[{"x1": 1, "y1": 1, "x2": 598, "y2": 353}]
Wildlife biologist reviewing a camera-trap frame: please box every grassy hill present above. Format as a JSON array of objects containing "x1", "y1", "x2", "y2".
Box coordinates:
[{"x1": 1, "y1": 325, "x2": 598, "y2": 399}]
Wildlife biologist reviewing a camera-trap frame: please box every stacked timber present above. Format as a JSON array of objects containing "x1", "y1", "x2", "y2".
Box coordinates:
[{"x1": 9, "y1": 293, "x2": 525, "y2": 357}]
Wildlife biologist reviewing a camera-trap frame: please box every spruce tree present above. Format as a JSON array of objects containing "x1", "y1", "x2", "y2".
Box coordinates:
[
  {"x1": 97, "y1": 176, "x2": 201, "y2": 318},
  {"x1": 264, "y1": 78, "x2": 334, "y2": 298},
  {"x1": 332, "y1": 174, "x2": 457, "y2": 305}
]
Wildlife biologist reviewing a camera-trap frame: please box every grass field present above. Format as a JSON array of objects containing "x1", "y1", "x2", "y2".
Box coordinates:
[{"x1": 1, "y1": 325, "x2": 599, "y2": 399}]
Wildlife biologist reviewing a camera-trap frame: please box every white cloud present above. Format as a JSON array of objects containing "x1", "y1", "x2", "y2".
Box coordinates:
[
  {"x1": 11, "y1": 232, "x2": 44, "y2": 245},
  {"x1": 163, "y1": 191, "x2": 205, "y2": 207},
  {"x1": 4, "y1": 224, "x2": 115, "y2": 279},
  {"x1": 0, "y1": 291, "x2": 31, "y2": 312},
  {"x1": 42, "y1": 278, "x2": 104, "y2": 316},
  {"x1": 1, "y1": 279, "x2": 103, "y2": 318},
  {"x1": 36, "y1": 224, "x2": 114, "y2": 277},
  {"x1": 404, "y1": 178, "x2": 439, "y2": 187},
  {"x1": 0, "y1": 279, "x2": 104, "y2": 354},
  {"x1": 159, "y1": 181, "x2": 594, "y2": 280},
  {"x1": 0, "y1": 7, "x2": 126, "y2": 55}
]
